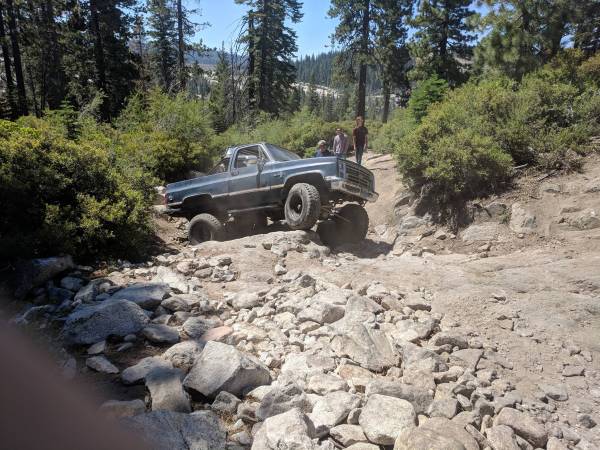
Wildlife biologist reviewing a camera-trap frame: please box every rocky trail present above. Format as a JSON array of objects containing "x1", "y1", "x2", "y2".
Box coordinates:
[{"x1": 2, "y1": 152, "x2": 600, "y2": 450}]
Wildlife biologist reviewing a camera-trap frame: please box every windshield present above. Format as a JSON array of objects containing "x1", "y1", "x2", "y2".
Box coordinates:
[{"x1": 266, "y1": 144, "x2": 302, "y2": 161}]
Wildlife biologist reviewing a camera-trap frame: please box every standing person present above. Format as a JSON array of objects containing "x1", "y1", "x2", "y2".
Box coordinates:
[
  {"x1": 352, "y1": 116, "x2": 368, "y2": 165},
  {"x1": 333, "y1": 128, "x2": 349, "y2": 158},
  {"x1": 314, "y1": 140, "x2": 332, "y2": 157}
]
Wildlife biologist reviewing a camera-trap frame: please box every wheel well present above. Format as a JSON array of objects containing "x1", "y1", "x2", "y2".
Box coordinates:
[
  {"x1": 182, "y1": 195, "x2": 219, "y2": 216},
  {"x1": 282, "y1": 174, "x2": 327, "y2": 200}
]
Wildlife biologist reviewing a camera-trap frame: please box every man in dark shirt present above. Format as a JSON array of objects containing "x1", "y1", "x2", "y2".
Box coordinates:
[{"x1": 352, "y1": 116, "x2": 368, "y2": 165}]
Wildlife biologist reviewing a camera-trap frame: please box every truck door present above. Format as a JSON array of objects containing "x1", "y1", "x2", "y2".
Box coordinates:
[{"x1": 228, "y1": 146, "x2": 269, "y2": 209}]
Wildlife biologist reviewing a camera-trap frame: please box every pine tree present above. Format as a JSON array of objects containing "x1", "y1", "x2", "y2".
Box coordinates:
[
  {"x1": 237, "y1": 0, "x2": 303, "y2": 115},
  {"x1": 573, "y1": 0, "x2": 600, "y2": 55},
  {"x1": 209, "y1": 46, "x2": 233, "y2": 132},
  {"x1": 147, "y1": 0, "x2": 178, "y2": 91},
  {"x1": 306, "y1": 74, "x2": 320, "y2": 114},
  {"x1": 0, "y1": 3, "x2": 17, "y2": 118},
  {"x1": 329, "y1": 0, "x2": 373, "y2": 118},
  {"x1": 409, "y1": 0, "x2": 476, "y2": 86},
  {"x1": 4, "y1": 0, "x2": 27, "y2": 115},
  {"x1": 474, "y1": 0, "x2": 573, "y2": 80},
  {"x1": 372, "y1": 0, "x2": 413, "y2": 122}
]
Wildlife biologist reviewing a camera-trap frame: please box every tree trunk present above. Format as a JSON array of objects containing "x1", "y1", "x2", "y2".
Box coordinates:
[
  {"x1": 440, "y1": 3, "x2": 449, "y2": 82},
  {"x1": 89, "y1": 0, "x2": 108, "y2": 120},
  {"x1": 356, "y1": 0, "x2": 370, "y2": 118},
  {"x1": 41, "y1": 0, "x2": 64, "y2": 108},
  {"x1": 177, "y1": 0, "x2": 185, "y2": 91},
  {"x1": 382, "y1": 80, "x2": 390, "y2": 123},
  {"x1": 230, "y1": 46, "x2": 236, "y2": 123},
  {"x1": 5, "y1": 0, "x2": 27, "y2": 115},
  {"x1": 247, "y1": 10, "x2": 256, "y2": 110},
  {"x1": 258, "y1": 0, "x2": 269, "y2": 112},
  {"x1": 0, "y1": 5, "x2": 17, "y2": 118}
]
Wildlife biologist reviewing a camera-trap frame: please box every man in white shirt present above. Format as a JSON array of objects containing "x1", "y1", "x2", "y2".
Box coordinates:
[{"x1": 332, "y1": 128, "x2": 349, "y2": 158}]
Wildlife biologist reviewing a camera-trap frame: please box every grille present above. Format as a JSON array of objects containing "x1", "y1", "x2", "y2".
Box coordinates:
[{"x1": 346, "y1": 163, "x2": 373, "y2": 190}]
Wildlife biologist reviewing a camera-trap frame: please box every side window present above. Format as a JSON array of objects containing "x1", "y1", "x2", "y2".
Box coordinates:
[
  {"x1": 209, "y1": 158, "x2": 230, "y2": 175},
  {"x1": 234, "y1": 146, "x2": 260, "y2": 169}
]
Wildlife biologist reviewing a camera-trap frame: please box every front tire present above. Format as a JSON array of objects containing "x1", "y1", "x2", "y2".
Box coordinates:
[
  {"x1": 334, "y1": 204, "x2": 369, "y2": 243},
  {"x1": 284, "y1": 183, "x2": 321, "y2": 230},
  {"x1": 188, "y1": 213, "x2": 224, "y2": 245}
]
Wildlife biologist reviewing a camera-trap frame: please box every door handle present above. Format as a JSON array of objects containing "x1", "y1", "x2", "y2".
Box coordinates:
[{"x1": 273, "y1": 173, "x2": 283, "y2": 178}]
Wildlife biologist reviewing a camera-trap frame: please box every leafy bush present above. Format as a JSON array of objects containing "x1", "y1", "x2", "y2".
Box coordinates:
[
  {"x1": 211, "y1": 108, "x2": 381, "y2": 158},
  {"x1": 395, "y1": 52, "x2": 600, "y2": 220},
  {"x1": 370, "y1": 108, "x2": 417, "y2": 154},
  {"x1": 0, "y1": 118, "x2": 155, "y2": 261},
  {"x1": 116, "y1": 91, "x2": 217, "y2": 182}
]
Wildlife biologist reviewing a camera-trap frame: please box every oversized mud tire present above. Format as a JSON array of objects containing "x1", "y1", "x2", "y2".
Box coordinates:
[
  {"x1": 188, "y1": 213, "x2": 224, "y2": 245},
  {"x1": 334, "y1": 203, "x2": 369, "y2": 243},
  {"x1": 284, "y1": 183, "x2": 321, "y2": 230},
  {"x1": 316, "y1": 219, "x2": 339, "y2": 246}
]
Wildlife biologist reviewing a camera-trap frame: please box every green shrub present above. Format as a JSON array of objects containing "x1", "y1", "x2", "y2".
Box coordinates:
[
  {"x1": 211, "y1": 108, "x2": 380, "y2": 158},
  {"x1": 116, "y1": 91, "x2": 217, "y2": 182},
  {"x1": 408, "y1": 75, "x2": 449, "y2": 122},
  {"x1": 0, "y1": 119, "x2": 154, "y2": 261},
  {"x1": 371, "y1": 108, "x2": 417, "y2": 154},
  {"x1": 395, "y1": 52, "x2": 600, "y2": 220}
]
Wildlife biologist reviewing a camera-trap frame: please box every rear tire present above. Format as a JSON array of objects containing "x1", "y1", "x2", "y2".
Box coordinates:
[
  {"x1": 334, "y1": 203, "x2": 369, "y2": 243},
  {"x1": 284, "y1": 183, "x2": 321, "y2": 230},
  {"x1": 188, "y1": 213, "x2": 224, "y2": 245},
  {"x1": 316, "y1": 219, "x2": 340, "y2": 246}
]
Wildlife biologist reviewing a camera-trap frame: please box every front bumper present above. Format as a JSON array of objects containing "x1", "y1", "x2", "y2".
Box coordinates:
[{"x1": 329, "y1": 178, "x2": 379, "y2": 202}]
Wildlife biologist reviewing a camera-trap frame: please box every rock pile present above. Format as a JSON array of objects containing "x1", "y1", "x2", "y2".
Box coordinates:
[{"x1": 9, "y1": 231, "x2": 597, "y2": 450}]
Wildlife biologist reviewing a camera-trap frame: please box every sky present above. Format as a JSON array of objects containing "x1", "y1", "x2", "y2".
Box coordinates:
[
  {"x1": 196, "y1": 1, "x2": 488, "y2": 58},
  {"x1": 196, "y1": 0, "x2": 338, "y2": 57}
]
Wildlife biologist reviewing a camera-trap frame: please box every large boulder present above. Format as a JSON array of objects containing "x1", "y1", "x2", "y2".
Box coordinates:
[
  {"x1": 180, "y1": 316, "x2": 222, "y2": 339},
  {"x1": 122, "y1": 410, "x2": 226, "y2": 450},
  {"x1": 397, "y1": 341, "x2": 448, "y2": 372},
  {"x1": 509, "y1": 203, "x2": 536, "y2": 234},
  {"x1": 14, "y1": 255, "x2": 74, "y2": 298},
  {"x1": 183, "y1": 341, "x2": 271, "y2": 398},
  {"x1": 485, "y1": 425, "x2": 521, "y2": 450},
  {"x1": 142, "y1": 324, "x2": 180, "y2": 345},
  {"x1": 494, "y1": 407, "x2": 548, "y2": 448},
  {"x1": 331, "y1": 301, "x2": 398, "y2": 371},
  {"x1": 256, "y1": 379, "x2": 312, "y2": 421},
  {"x1": 365, "y1": 380, "x2": 433, "y2": 414},
  {"x1": 63, "y1": 299, "x2": 149, "y2": 345},
  {"x1": 308, "y1": 391, "x2": 361, "y2": 437},
  {"x1": 298, "y1": 301, "x2": 345, "y2": 325},
  {"x1": 251, "y1": 408, "x2": 317, "y2": 450},
  {"x1": 419, "y1": 418, "x2": 479, "y2": 450},
  {"x1": 567, "y1": 209, "x2": 600, "y2": 230},
  {"x1": 111, "y1": 283, "x2": 170, "y2": 309},
  {"x1": 145, "y1": 367, "x2": 191, "y2": 413},
  {"x1": 162, "y1": 340, "x2": 205, "y2": 372},
  {"x1": 74, "y1": 278, "x2": 114, "y2": 303},
  {"x1": 122, "y1": 357, "x2": 173, "y2": 385},
  {"x1": 153, "y1": 267, "x2": 189, "y2": 294},
  {"x1": 461, "y1": 223, "x2": 502, "y2": 242},
  {"x1": 359, "y1": 394, "x2": 417, "y2": 445},
  {"x1": 394, "y1": 427, "x2": 466, "y2": 450}
]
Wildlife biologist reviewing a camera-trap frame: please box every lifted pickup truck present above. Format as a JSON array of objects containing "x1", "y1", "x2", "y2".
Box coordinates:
[{"x1": 164, "y1": 142, "x2": 379, "y2": 245}]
